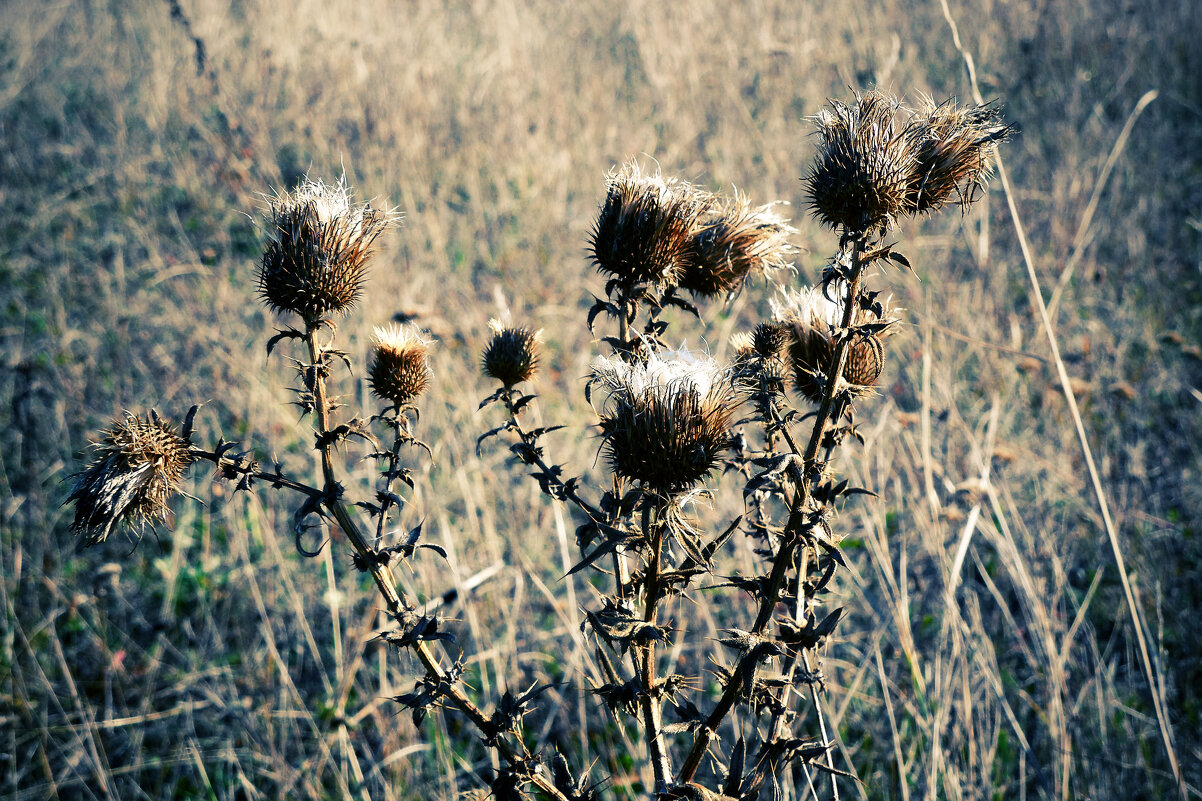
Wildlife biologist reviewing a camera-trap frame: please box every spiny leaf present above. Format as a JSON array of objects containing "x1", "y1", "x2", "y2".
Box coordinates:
[
  {"x1": 511, "y1": 394, "x2": 538, "y2": 414},
  {"x1": 266, "y1": 326, "x2": 305, "y2": 359}
]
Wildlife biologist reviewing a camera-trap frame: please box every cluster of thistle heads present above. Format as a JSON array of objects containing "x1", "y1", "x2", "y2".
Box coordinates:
[
  {"x1": 64, "y1": 87, "x2": 1012, "y2": 801},
  {"x1": 806, "y1": 90, "x2": 1013, "y2": 236},
  {"x1": 68, "y1": 84, "x2": 1009, "y2": 567}
]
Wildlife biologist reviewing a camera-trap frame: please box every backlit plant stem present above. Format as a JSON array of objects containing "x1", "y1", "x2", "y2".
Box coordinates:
[
  {"x1": 638, "y1": 505, "x2": 673, "y2": 793},
  {"x1": 677, "y1": 237, "x2": 866, "y2": 786},
  {"x1": 611, "y1": 289, "x2": 639, "y2": 600},
  {"x1": 302, "y1": 327, "x2": 570, "y2": 801}
]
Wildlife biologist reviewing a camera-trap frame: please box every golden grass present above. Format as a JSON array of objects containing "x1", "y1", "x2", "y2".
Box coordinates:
[{"x1": 2, "y1": 0, "x2": 1200, "y2": 798}]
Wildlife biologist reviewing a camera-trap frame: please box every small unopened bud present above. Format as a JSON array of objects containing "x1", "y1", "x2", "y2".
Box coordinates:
[
  {"x1": 368, "y1": 323, "x2": 432, "y2": 408},
  {"x1": 482, "y1": 319, "x2": 542, "y2": 388},
  {"x1": 751, "y1": 322, "x2": 790, "y2": 360},
  {"x1": 69, "y1": 411, "x2": 197, "y2": 549}
]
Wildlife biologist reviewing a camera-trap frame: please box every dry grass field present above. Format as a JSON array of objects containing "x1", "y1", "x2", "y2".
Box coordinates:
[{"x1": 2, "y1": 0, "x2": 1200, "y2": 798}]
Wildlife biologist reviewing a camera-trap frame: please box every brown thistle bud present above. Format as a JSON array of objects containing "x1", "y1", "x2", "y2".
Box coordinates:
[
  {"x1": 591, "y1": 348, "x2": 744, "y2": 493},
  {"x1": 907, "y1": 97, "x2": 1014, "y2": 214},
  {"x1": 259, "y1": 178, "x2": 398, "y2": 326},
  {"x1": 804, "y1": 91, "x2": 921, "y2": 236},
  {"x1": 680, "y1": 194, "x2": 797, "y2": 298},
  {"x1": 68, "y1": 411, "x2": 197, "y2": 549},
  {"x1": 482, "y1": 319, "x2": 542, "y2": 388},
  {"x1": 772, "y1": 285, "x2": 898, "y2": 404},
  {"x1": 368, "y1": 323, "x2": 432, "y2": 408},
  {"x1": 751, "y1": 321, "x2": 790, "y2": 360},
  {"x1": 589, "y1": 161, "x2": 709, "y2": 289}
]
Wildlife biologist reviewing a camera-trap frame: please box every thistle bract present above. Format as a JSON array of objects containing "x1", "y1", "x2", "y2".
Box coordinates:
[
  {"x1": 590, "y1": 162, "x2": 709, "y2": 289},
  {"x1": 680, "y1": 194, "x2": 796, "y2": 298},
  {"x1": 908, "y1": 97, "x2": 1013, "y2": 214},
  {"x1": 804, "y1": 91, "x2": 920, "y2": 236}
]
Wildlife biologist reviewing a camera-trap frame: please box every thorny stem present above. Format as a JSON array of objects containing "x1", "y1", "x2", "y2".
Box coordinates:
[
  {"x1": 499, "y1": 390, "x2": 606, "y2": 525},
  {"x1": 638, "y1": 503, "x2": 673, "y2": 793},
  {"x1": 677, "y1": 237, "x2": 867, "y2": 788},
  {"x1": 302, "y1": 327, "x2": 570, "y2": 801},
  {"x1": 370, "y1": 414, "x2": 423, "y2": 543},
  {"x1": 768, "y1": 549, "x2": 811, "y2": 743},
  {"x1": 611, "y1": 289, "x2": 638, "y2": 600},
  {"x1": 188, "y1": 450, "x2": 325, "y2": 498}
]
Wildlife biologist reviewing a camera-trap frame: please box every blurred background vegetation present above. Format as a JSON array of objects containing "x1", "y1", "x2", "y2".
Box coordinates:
[{"x1": 1, "y1": 0, "x2": 1199, "y2": 798}]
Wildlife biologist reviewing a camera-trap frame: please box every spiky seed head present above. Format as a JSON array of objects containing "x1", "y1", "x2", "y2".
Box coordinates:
[
  {"x1": 908, "y1": 97, "x2": 1013, "y2": 214},
  {"x1": 771, "y1": 286, "x2": 897, "y2": 404},
  {"x1": 590, "y1": 348, "x2": 744, "y2": 493},
  {"x1": 69, "y1": 411, "x2": 197, "y2": 549},
  {"x1": 751, "y1": 321, "x2": 791, "y2": 360},
  {"x1": 368, "y1": 323, "x2": 432, "y2": 407},
  {"x1": 258, "y1": 178, "x2": 398, "y2": 325},
  {"x1": 589, "y1": 161, "x2": 709, "y2": 289},
  {"x1": 804, "y1": 91, "x2": 921, "y2": 236},
  {"x1": 680, "y1": 194, "x2": 797, "y2": 298},
  {"x1": 482, "y1": 319, "x2": 542, "y2": 388}
]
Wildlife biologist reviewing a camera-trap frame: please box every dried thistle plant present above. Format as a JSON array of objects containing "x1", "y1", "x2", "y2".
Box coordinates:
[
  {"x1": 805, "y1": 90, "x2": 1013, "y2": 237},
  {"x1": 68, "y1": 409, "x2": 198, "y2": 549},
  {"x1": 67, "y1": 88, "x2": 1010, "y2": 801}
]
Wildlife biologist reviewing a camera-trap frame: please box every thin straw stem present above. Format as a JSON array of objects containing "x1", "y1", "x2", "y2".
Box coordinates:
[{"x1": 935, "y1": 3, "x2": 1184, "y2": 796}]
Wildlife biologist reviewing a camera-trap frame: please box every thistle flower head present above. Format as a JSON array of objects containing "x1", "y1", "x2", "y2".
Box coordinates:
[
  {"x1": 368, "y1": 323, "x2": 433, "y2": 408},
  {"x1": 68, "y1": 411, "x2": 197, "y2": 549},
  {"x1": 680, "y1": 194, "x2": 797, "y2": 298},
  {"x1": 259, "y1": 178, "x2": 398, "y2": 325},
  {"x1": 907, "y1": 96, "x2": 1014, "y2": 214},
  {"x1": 771, "y1": 285, "x2": 898, "y2": 404},
  {"x1": 589, "y1": 161, "x2": 709, "y2": 289},
  {"x1": 751, "y1": 321, "x2": 791, "y2": 360},
  {"x1": 482, "y1": 319, "x2": 543, "y2": 388},
  {"x1": 590, "y1": 348, "x2": 744, "y2": 493},
  {"x1": 804, "y1": 91, "x2": 921, "y2": 236}
]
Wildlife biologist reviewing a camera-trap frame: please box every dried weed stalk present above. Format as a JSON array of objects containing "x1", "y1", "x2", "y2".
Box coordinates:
[{"x1": 69, "y1": 93, "x2": 1010, "y2": 800}]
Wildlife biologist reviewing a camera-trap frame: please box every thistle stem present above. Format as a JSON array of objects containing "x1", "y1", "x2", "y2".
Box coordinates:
[
  {"x1": 677, "y1": 237, "x2": 866, "y2": 786},
  {"x1": 638, "y1": 505, "x2": 673, "y2": 793},
  {"x1": 499, "y1": 389, "x2": 607, "y2": 525},
  {"x1": 611, "y1": 290, "x2": 638, "y2": 599},
  {"x1": 188, "y1": 450, "x2": 325, "y2": 498},
  {"x1": 302, "y1": 327, "x2": 569, "y2": 801}
]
